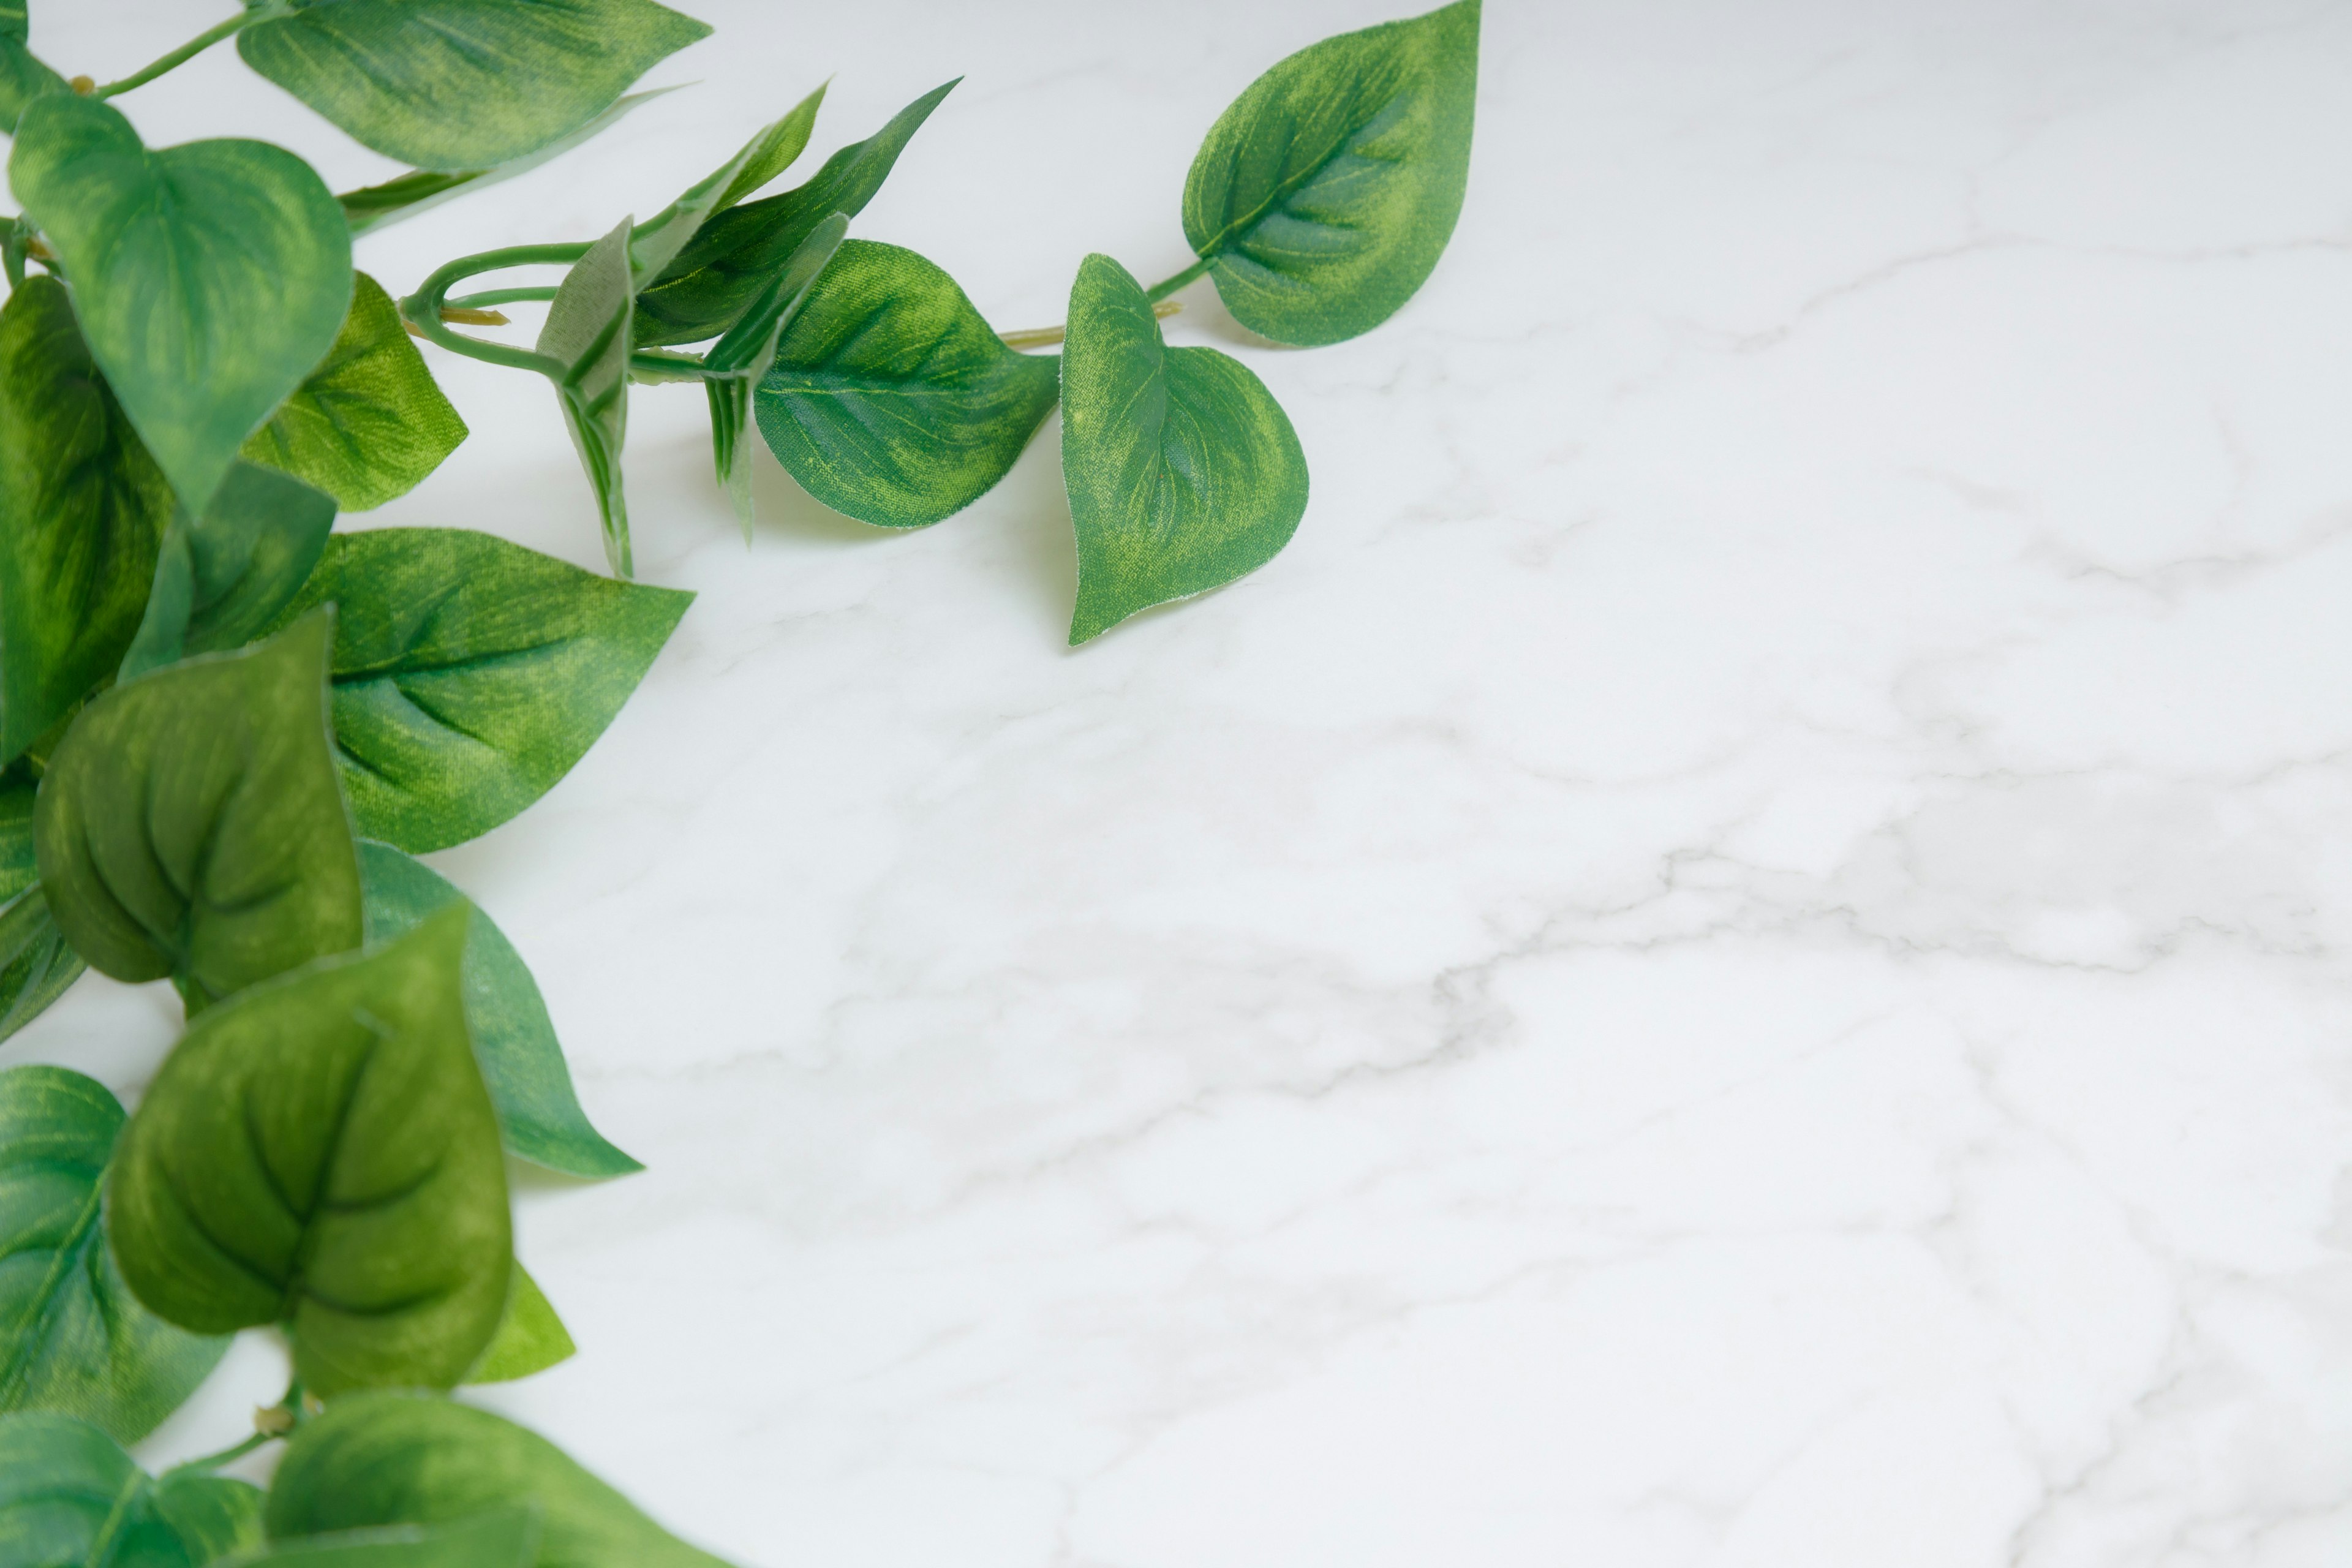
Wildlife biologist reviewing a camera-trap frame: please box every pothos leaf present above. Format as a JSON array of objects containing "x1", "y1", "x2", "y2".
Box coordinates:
[
  {"x1": 0, "y1": 783, "x2": 81, "y2": 1049},
  {"x1": 34, "y1": 609, "x2": 362, "y2": 1009},
  {"x1": 537, "y1": 219, "x2": 636, "y2": 577},
  {"x1": 0, "y1": 1066, "x2": 227, "y2": 1445},
  {"x1": 233, "y1": 1511, "x2": 541, "y2": 1568},
  {"x1": 118, "y1": 462, "x2": 337, "y2": 684},
  {"x1": 629, "y1": 83, "x2": 826, "y2": 285},
  {"x1": 1060, "y1": 254, "x2": 1308, "y2": 643},
  {"x1": 753, "y1": 240, "x2": 1060, "y2": 529},
  {"x1": 0, "y1": 35, "x2": 60, "y2": 139},
  {"x1": 1180, "y1": 0, "x2": 1479, "y2": 345},
  {"x1": 0, "y1": 1412, "x2": 262, "y2": 1568},
  {"x1": 238, "y1": 0, "x2": 712, "y2": 173},
  {"x1": 268, "y1": 529, "x2": 692, "y2": 855},
  {"x1": 108, "y1": 909, "x2": 511, "y2": 1400},
  {"x1": 339, "y1": 89, "x2": 674, "y2": 238},
  {"x1": 358, "y1": 840, "x2": 640, "y2": 1177},
  {"x1": 243, "y1": 273, "x2": 468, "y2": 513},
  {"x1": 467, "y1": 1264, "x2": 575, "y2": 1385},
  {"x1": 7, "y1": 93, "x2": 353, "y2": 512},
  {"x1": 0, "y1": 276, "x2": 172, "y2": 764},
  {"x1": 704, "y1": 211, "x2": 846, "y2": 538}
]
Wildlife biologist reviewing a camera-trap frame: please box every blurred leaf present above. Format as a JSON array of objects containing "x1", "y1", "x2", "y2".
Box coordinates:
[
  {"x1": 0, "y1": 1412, "x2": 262, "y2": 1568},
  {"x1": 466, "y1": 1265, "x2": 575, "y2": 1385},
  {"x1": 119, "y1": 462, "x2": 336, "y2": 683},
  {"x1": 231, "y1": 1510, "x2": 540, "y2": 1568}
]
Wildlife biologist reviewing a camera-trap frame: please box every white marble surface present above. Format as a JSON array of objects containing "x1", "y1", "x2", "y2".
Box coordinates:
[{"x1": 14, "y1": 0, "x2": 2352, "y2": 1561}]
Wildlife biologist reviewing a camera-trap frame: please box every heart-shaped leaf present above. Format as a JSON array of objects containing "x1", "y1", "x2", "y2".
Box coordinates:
[
  {"x1": 466, "y1": 1264, "x2": 573, "y2": 1384},
  {"x1": 0, "y1": 1067, "x2": 227, "y2": 1444},
  {"x1": 108, "y1": 908, "x2": 511, "y2": 1398},
  {"x1": 635, "y1": 80, "x2": 954, "y2": 347},
  {"x1": 628, "y1": 83, "x2": 825, "y2": 285},
  {"x1": 0, "y1": 1412, "x2": 262, "y2": 1568},
  {"x1": 537, "y1": 219, "x2": 636, "y2": 576},
  {"x1": 266, "y1": 1393, "x2": 736, "y2": 1568},
  {"x1": 753, "y1": 241, "x2": 1060, "y2": 529},
  {"x1": 1060, "y1": 254, "x2": 1308, "y2": 643},
  {"x1": 8, "y1": 94, "x2": 353, "y2": 512},
  {"x1": 359, "y1": 840, "x2": 639, "y2": 1177},
  {"x1": 34, "y1": 609, "x2": 362, "y2": 1009},
  {"x1": 238, "y1": 0, "x2": 711, "y2": 173},
  {"x1": 233, "y1": 1511, "x2": 540, "y2": 1568},
  {"x1": 704, "y1": 211, "x2": 846, "y2": 537},
  {"x1": 119, "y1": 462, "x2": 337, "y2": 684},
  {"x1": 339, "y1": 89, "x2": 672, "y2": 238},
  {"x1": 1180, "y1": 0, "x2": 1479, "y2": 345},
  {"x1": 243, "y1": 273, "x2": 467, "y2": 512},
  {"x1": 0, "y1": 276, "x2": 173, "y2": 764}
]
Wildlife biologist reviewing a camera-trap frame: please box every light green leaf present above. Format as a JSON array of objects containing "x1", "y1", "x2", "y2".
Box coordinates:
[
  {"x1": 108, "y1": 909, "x2": 510, "y2": 1399},
  {"x1": 630, "y1": 83, "x2": 826, "y2": 285},
  {"x1": 0, "y1": 276, "x2": 173, "y2": 764},
  {"x1": 239, "y1": 0, "x2": 711, "y2": 173},
  {"x1": 269, "y1": 529, "x2": 690, "y2": 854},
  {"x1": 705, "y1": 211, "x2": 846, "y2": 538},
  {"x1": 339, "y1": 89, "x2": 673, "y2": 238},
  {"x1": 358, "y1": 840, "x2": 638, "y2": 1177},
  {"x1": 34, "y1": 609, "x2": 362, "y2": 1008},
  {"x1": 0, "y1": 43, "x2": 61, "y2": 139},
  {"x1": 467, "y1": 1265, "x2": 575, "y2": 1384},
  {"x1": 0, "y1": 1067, "x2": 228, "y2": 1445},
  {"x1": 243, "y1": 274, "x2": 467, "y2": 513},
  {"x1": 266, "y1": 1394, "x2": 736, "y2": 1568},
  {"x1": 119, "y1": 463, "x2": 337, "y2": 684},
  {"x1": 753, "y1": 241, "x2": 1060, "y2": 530},
  {"x1": 635, "y1": 79, "x2": 955, "y2": 347},
  {"x1": 0, "y1": 1412, "x2": 262, "y2": 1568},
  {"x1": 538, "y1": 219, "x2": 636, "y2": 577},
  {"x1": 1060, "y1": 254, "x2": 1308, "y2": 643},
  {"x1": 1180, "y1": 0, "x2": 1479, "y2": 346},
  {"x1": 230, "y1": 1511, "x2": 540, "y2": 1568},
  {"x1": 8, "y1": 94, "x2": 353, "y2": 511}
]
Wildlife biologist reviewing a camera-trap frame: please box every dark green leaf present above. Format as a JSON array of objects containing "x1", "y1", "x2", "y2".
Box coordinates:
[
  {"x1": 358, "y1": 840, "x2": 638, "y2": 1177},
  {"x1": 0, "y1": 1067, "x2": 227, "y2": 1445},
  {"x1": 0, "y1": 276, "x2": 173, "y2": 764},
  {"x1": 1060, "y1": 254, "x2": 1308, "y2": 643},
  {"x1": 34, "y1": 609, "x2": 362, "y2": 1008},
  {"x1": 629, "y1": 85, "x2": 826, "y2": 285},
  {"x1": 634, "y1": 79, "x2": 955, "y2": 347},
  {"x1": 0, "y1": 781, "x2": 80, "y2": 1044},
  {"x1": 230, "y1": 1511, "x2": 540, "y2": 1568},
  {"x1": 753, "y1": 241, "x2": 1059, "y2": 530},
  {"x1": 243, "y1": 274, "x2": 467, "y2": 513},
  {"x1": 0, "y1": 4, "x2": 24, "y2": 45},
  {"x1": 267, "y1": 1394, "x2": 736, "y2": 1568},
  {"x1": 0, "y1": 1412, "x2": 262, "y2": 1568},
  {"x1": 119, "y1": 463, "x2": 337, "y2": 684},
  {"x1": 340, "y1": 89, "x2": 672, "y2": 238},
  {"x1": 466, "y1": 1264, "x2": 574, "y2": 1384},
  {"x1": 108, "y1": 909, "x2": 510, "y2": 1398},
  {"x1": 704, "y1": 211, "x2": 846, "y2": 537},
  {"x1": 1181, "y1": 0, "x2": 1479, "y2": 345},
  {"x1": 8, "y1": 94, "x2": 353, "y2": 511},
  {"x1": 537, "y1": 220, "x2": 635, "y2": 576},
  {"x1": 238, "y1": 0, "x2": 711, "y2": 173}
]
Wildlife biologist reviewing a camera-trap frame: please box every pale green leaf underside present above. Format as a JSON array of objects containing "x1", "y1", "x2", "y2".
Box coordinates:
[
  {"x1": 339, "y1": 89, "x2": 673, "y2": 238},
  {"x1": 539, "y1": 219, "x2": 636, "y2": 576},
  {"x1": 706, "y1": 211, "x2": 847, "y2": 535},
  {"x1": 629, "y1": 83, "x2": 825, "y2": 285},
  {"x1": 235, "y1": 1510, "x2": 540, "y2": 1568}
]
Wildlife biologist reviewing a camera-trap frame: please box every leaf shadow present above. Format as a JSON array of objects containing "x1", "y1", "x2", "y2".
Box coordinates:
[{"x1": 989, "y1": 411, "x2": 1081, "y2": 648}]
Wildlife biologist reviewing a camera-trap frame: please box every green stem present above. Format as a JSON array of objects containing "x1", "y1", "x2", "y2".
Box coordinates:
[
  {"x1": 629, "y1": 349, "x2": 713, "y2": 383},
  {"x1": 447, "y1": 284, "x2": 562, "y2": 311},
  {"x1": 1144, "y1": 255, "x2": 1213, "y2": 303},
  {"x1": 401, "y1": 244, "x2": 589, "y2": 378},
  {"x1": 92, "y1": 10, "x2": 267, "y2": 100},
  {"x1": 165, "y1": 1428, "x2": 275, "y2": 1476}
]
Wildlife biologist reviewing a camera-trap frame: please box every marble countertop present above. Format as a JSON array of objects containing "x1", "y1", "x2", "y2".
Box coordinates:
[{"x1": 16, "y1": 0, "x2": 2352, "y2": 1562}]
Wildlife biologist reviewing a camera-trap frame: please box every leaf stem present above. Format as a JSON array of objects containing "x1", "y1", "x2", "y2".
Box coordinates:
[
  {"x1": 91, "y1": 10, "x2": 269, "y2": 100},
  {"x1": 1144, "y1": 256, "x2": 1214, "y2": 303},
  {"x1": 165, "y1": 1428, "x2": 276, "y2": 1476},
  {"x1": 401, "y1": 244, "x2": 590, "y2": 377},
  {"x1": 447, "y1": 285, "x2": 561, "y2": 311},
  {"x1": 1001, "y1": 299, "x2": 1181, "y2": 352}
]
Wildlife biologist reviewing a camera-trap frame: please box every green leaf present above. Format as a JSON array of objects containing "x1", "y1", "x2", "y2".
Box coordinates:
[
  {"x1": 634, "y1": 79, "x2": 956, "y2": 347},
  {"x1": 704, "y1": 211, "x2": 846, "y2": 538},
  {"x1": 0, "y1": 782, "x2": 82, "y2": 1046},
  {"x1": 466, "y1": 1264, "x2": 574, "y2": 1384},
  {"x1": 266, "y1": 1394, "x2": 735, "y2": 1568},
  {"x1": 753, "y1": 241, "x2": 1060, "y2": 530},
  {"x1": 339, "y1": 89, "x2": 673, "y2": 238},
  {"x1": 0, "y1": 1067, "x2": 228, "y2": 1445},
  {"x1": 0, "y1": 4, "x2": 24, "y2": 44},
  {"x1": 108, "y1": 909, "x2": 510, "y2": 1399},
  {"x1": 0, "y1": 42, "x2": 61, "y2": 139},
  {"x1": 1060, "y1": 254, "x2": 1308, "y2": 643},
  {"x1": 0, "y1": 276, "x2": 173, "y2": 764},
  {"x1": 119, "y1": 463, "x2": 337, "y2": 685},
  {"x1": 8, "y1": 94, "x2": 353, "y2": 511},
  {"x1": 1180, "y1": 0, "x2": 1479, "y2": 346},
  {"x1": 270, "y1": 529, "x2": 691, "y2": 855},
  {"x1": 230, "y1": 1512, "x2": 540, "y2": 1568},
  {"x1": 0, "y1": 1412, "x2": 262, "y2": 1568},
  {"x1": 34, "y1": 609, "x2": 362, "y2": 1008},
  {"x1": 243, "y1": 274, "x2": 467, "y2": 513},
  {"x1": 537, "y1": 220, "x2": 635, "y2": 577},
  {"x1": 629, "y1": 83, "x2": 826, "y2": 286},
  {"x1": 358, "y1": 840, "x2": 638, "y2": 1177},
  {"x1": 238, "y1": 0, "x2": 712, "y2": 173}
]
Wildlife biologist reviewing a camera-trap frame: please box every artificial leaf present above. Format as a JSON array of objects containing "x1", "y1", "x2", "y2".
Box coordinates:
[
  {"x1": 0, "y1": 1066, "x2": 228, "y2": 1444},
  {"x1": 753, "y1": 241, "x2": 1060, "y2": 529},
  {"x1": 8, "y1": 94, "x2": 352, "y2": 512},
  {"x1": 704, "y1": 211, "x2": 846, "y2": 537},
  {"x1": 243, "y1": 274, "x2": 467, "y2": 512},
  {"x1": 340, "y1": 89, "x2": 673, "y2": 238},
  {"x1": 266, "y1": 1393, "x2": 736, "y2": 1568},
  {"x1": 239, "y1": 0, "x2": 711, "y2": 173},
  {"x1": 0, "y1": 277, "x2": 173, "y2": 764},
  {"x1": 0, "y1": 782, "x2": 81, "y2": 1047},
  {"x1": 635, "y1": 79, "x2": 955, "y2": 347},
  {"x1": 1180, "y1": 0, "x2": 1479, "y2": 345},
  {"x1": 630, "y1": 83, "x2": 826, "y2": 285},
  {"x1": 537, "y1": 220, "x2": 636, "y2": 576},
  {"x1": 232, "y1": 1512, "x2": 540, "y2": 1568},
  {"x1": 108, "y1": 909, "x2": 511, "y2": 1398},
  {"x1": 34, "y1": 610, "x2": 362, "y2": 1008},
  {"x1": 0, "y1": 1412, "x2": 262, "y2": 1568},
  {"x1": 1060, "y1": 254, "x2": 1308, "y2": 643},
  {"x1": 271, "y1": 529, "x2": 691, "y2": 854},
  {"x1": 467, "y1": 1265, "x2": 575, "y2": 1384},
  {"x1": 119, "y1": 462, "x2": 337, "y2": 683},
  {"x1": 0, "y1": 41, "x2": 61, "y2": 140},
  {"x1": 359, "y1": 840, "x2": 639, "y2": 1177}
]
